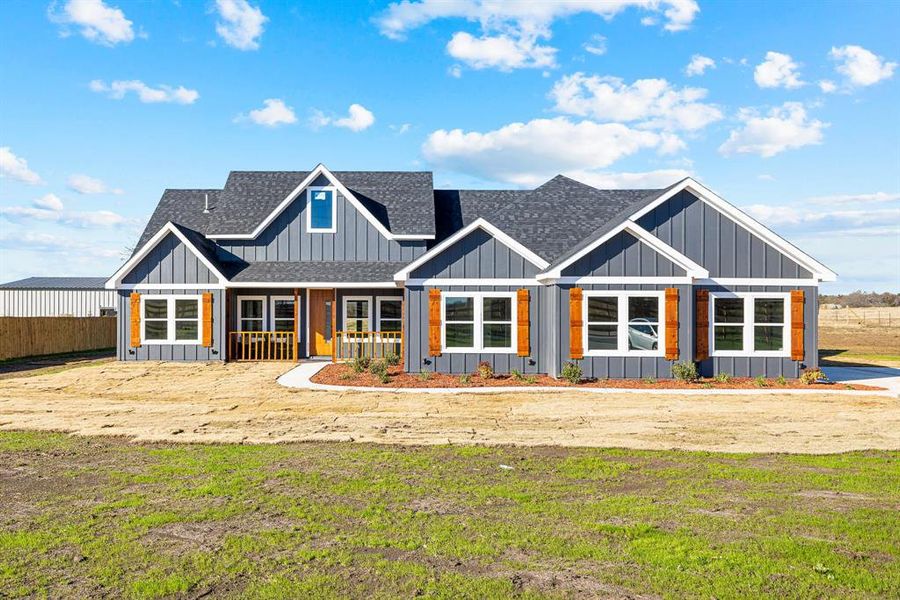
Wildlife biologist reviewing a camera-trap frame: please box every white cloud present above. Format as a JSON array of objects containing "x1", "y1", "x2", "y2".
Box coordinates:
[
  {"x1": 0, "y1": 147, "x2": 43, "y2": 185},
  {"x1": 422, "y1": 116, "x2": 676, "y2": 185},
  {"x1": 808, "y1": 191, "x2": 900, "y2": 205},
  {"x1": 214, "y1": 0, "x2": 267, "y2": 51},
  {"x1": 829, "y1": 45, "x2": 896, "y2": 87},
  {"x1": 89, "y1": 79, "x2": 199, "y2": 104},
  {"x1": 719, "y1": 102, "x2": 826, "y2": 158},
  {"x1": 49, "y1": 0, "x2": 135, "y2": 46},
  {"x1": 550, "y1": 73, "x2": 723, "y2": 131},
  {"x1": 0, "y1": 231, "x2": 121, "y2": 259},
  {"x1": 0, "y1": 205, "x2": 60, "y2": 221},
  {"x1": 390, "y1": 123, "x2": 412, "y2": 135},
  {"x1": 818, "y1": 79, "x2": 837, "y2": 93},
  {"x1": 754, "y1": 51, "x2": 804, "y2": 89},
  {"x1": 239, "y1": 98, "x2": 297, "y2": 127},
  {"x1": 685, "y1": 54, "x2": 715, "y2": 76},
  {"x1": 312, "y1": 104, "x2": 375, "y2": 132},
  {"x1": 33, "y1": 193, "x2": 65, "y2": 211},
  {"x1": 744, "y1": 204, "x2": 899, "y2": 229},
  {"x1": 583, "y1": 34, "x2": 607, "y2": 56},
  {"x1": 564, "y1": 168, "x2": 691, "y2": 189},
  {"x1": 67, "y1": 174, "x2": 124, "y2": 195},
  {"x1": 446, "y1": 31, "x2": 556, "y2": 71},
  {"x1": 0, "y1": 193, "x2": 131, "y2": 228},
  {"x1": 448, "y1": 64, "x2": 463, "y2": 78},
  {"x1": 66, "y1": 210, "x2": 129, "y2": 228}
]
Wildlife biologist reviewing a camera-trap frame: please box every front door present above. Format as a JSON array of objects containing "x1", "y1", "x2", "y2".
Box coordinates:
[{"x1": 309, "y1": 289, "x2": 334, "y2": 356}]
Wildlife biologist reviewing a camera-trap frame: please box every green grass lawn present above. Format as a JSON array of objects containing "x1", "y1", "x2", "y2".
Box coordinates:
[{"x1": 1, "y1": 432, "x2": 897, "y2": 599}]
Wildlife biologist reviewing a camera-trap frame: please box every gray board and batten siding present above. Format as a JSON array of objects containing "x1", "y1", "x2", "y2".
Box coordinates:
[
  {"x1": 560, "y1": 230, "x2": 687, "y2": 278},
  {"x1": 410, "y1": 227, "x2": 542, "y2": 279},
  {"x1": 122, "y1": 232, "x2": 218, "y2": 286}
]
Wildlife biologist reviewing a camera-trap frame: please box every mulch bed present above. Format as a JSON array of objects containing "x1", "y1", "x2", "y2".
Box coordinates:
[{"x1": 311, "y1": 364, "x2": 884, "y2": 390}]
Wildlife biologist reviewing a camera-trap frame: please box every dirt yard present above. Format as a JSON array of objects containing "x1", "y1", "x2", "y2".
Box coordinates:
[
  {"x1": 0, "y1": 361, "x2": 897, "y2": 453},
  {"x1": 819, "y1": 305, "x2": 900, "y2": 366}
]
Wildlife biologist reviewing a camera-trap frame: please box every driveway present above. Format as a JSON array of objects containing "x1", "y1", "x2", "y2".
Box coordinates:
[
  {"x1": 823, "y1": 365, "x2": 900, "y2": 396},
  {"x1": 0, "y1": 361, "x2": 897, "y2": 453}
]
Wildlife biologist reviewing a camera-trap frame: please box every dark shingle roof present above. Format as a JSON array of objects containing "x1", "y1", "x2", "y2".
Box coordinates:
[
  {"x1": 0, "y1": 277, "x2": 109, "y2": 289},
  {"x1": 229, "y1": 261, "x2": 408, "y2": 283},
  {"x1": 207, "y1": 171, "x2": 435, "y2": 237},
  {"x1": 434, "y1": 175, "x2": 671, "y2": 264},
  {"x1": 135, "y1": 189, "x2": 219, "y2": 250}
]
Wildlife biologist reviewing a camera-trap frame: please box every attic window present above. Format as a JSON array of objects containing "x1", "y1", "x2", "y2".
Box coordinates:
[{"x1": 307, "y1": 187, "x2": 336, "y2": 232}]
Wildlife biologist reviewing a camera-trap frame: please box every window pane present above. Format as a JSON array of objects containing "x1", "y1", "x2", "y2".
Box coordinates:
[
  {"x1": 587, "y1": 297, "x2": 617, "y2": 322},
  {"x1": 273, "y1": 300, "x2": 294, "y2": 320},
  {"x1": 482, "y1": 297, "x2": 511, "y2": 322},
  {"x1": 587, "y1": 324, "x2": 617, "y2": 350},
  {"x1": 347, "y1": 318, "x2": 369, "y2": 333},
  {"x1": 241, "y1": 299, "x2": 262, "y2": 319},
  {"x1": 754, "y1": 326, "x2": 783, "y2": 351},
  {"x1": 175, "y1": 321, "x2": 198, "y2": 341},
  {"x1": 241, "y1": 319, "x2": 263, "y2": 332},
  {"x1": 310, "y1": 190, "x2": 333, "y2": 229},
  {"x1": 274, "y1": 319, "x2": 294, "y2": 332},
  {"x1": 628, "y1": 296, "x2": 659, "y2": 322},
  {"x1": 175, "y1": 299, "x2": 198, "y2": 319},
  {"x1": 445, "y1": 323, "x2": 474, "y2": 347},
  {"x1": 714, "y1": 326, "x2": 743, "y2": 350},
  {"x1": 445, "y1": 297, "x2": 474, "y2": 321},
  {"x1": 346, "y1": 300, "x2": 368, "y2": 319},
  {"x1": 145, "y1": 320, "x2": 167, "y2": 340},
  {"x1": 380, "y1": 320, "x2": 402, "y2": 332},
  {"x1": 482, "y1": 323, "x2": 511, "y2": 348},
  {"x1": 754, "y1": 298, "x2": 784, "y2": 324},
  {"x1": 380, "y1": 300, "x2": 402, "y2": 320},
  {"x1": 628, "y1": 322, "x2": 659, "y2": 351},
  {"x1": 144, "y1": 299, "x2": 167, "y2": 319},
  {"x1": 714, "y1": 298, "x2": 744, "y2": 323}
]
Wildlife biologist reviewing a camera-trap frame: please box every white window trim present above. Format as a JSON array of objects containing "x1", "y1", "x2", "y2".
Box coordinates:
[
  {"x1": 583, "y1": 291, "x2": 665, "y2": 358},
  {"x1": 269, "y1": 295, "x2": 297, "y2": 332},
  {"x1": 140, "y1": 294, "x2": 202, "y2": 345},
  {"x1": 376, "y1": 296, "x2": 403, "y2": 333},
  {"x1": 342, "y1": 295, "x2": 373, "y2": 333},
  {"x1": 237, "y1": 295, "x2": 267, "y2": 331},
  {"x1": 440, "y1": 291, "x2": 517, "y2": 354},
  {"x1": 306, "y1": 185, "x2": 337, "y2": 233},
  {"x1": 709, "y1": 292, "x2": 791, "y2": 358}
]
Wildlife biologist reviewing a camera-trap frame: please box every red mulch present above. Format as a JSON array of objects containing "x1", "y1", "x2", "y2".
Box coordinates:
[{"x1": 311, "y1": 364, "x2": 883, "y2": 391}]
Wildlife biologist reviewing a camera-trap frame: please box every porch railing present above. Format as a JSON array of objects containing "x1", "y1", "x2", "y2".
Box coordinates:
[
  {"x1": 229, "y1": 331, "x2": 296, "y2": 361},
  {"x1": 334, "y1": 331, "x2": 402, "y2": 362}
]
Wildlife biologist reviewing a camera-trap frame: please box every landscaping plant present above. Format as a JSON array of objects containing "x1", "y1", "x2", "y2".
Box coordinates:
[
  {"x1": 510, "y1": 368, "x2": 524, "y2": 381},
  {"x1": 800, "y1": 369, "x2": 828, "y2": 385},
  {"x1": 368, "y1": 359, "x2": 388, "y2": 378},
  {"x1": 418, "y1": 370, "x2": 431, "y2": 382},
  {"x1": 384, "y1": 352, "x2": 401, "y2": 367},
  {"x1": 755, "y1": 375, "x2": 768, "y2": 388},
  {"x1": 477, "y1": 361, "x2": 494, "y2": 379},
  {"x1": 458, "y1": 374, "x2": 471, "y2": 385},
  {"x1": 776, "y1": 374, "x2": 787, "y2": 386},
  {"x1": 351, "y1": 356, "x2": 371, "y2": 374},
  {"x1": 561, "y1": 361, "x2": 582, "y2": 384},
  {"x1": 714, "y1": 372, "x2": 731, "y2": 384},
  {"x1": 671, "y1": 361, "x2": 699, "y2": 382}
]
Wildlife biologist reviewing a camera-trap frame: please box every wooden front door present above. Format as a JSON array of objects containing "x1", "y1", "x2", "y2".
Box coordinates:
[{"x1": 309, "y1": 289, "x2": 335, "y2": 356}]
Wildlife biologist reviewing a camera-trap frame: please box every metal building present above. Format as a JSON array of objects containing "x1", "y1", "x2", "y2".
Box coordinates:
[{"x1": 0, "y1": 277, "x2": 117, "y2": 317}]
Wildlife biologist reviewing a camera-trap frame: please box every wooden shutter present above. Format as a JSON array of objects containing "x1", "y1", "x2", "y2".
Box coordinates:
[
  {"x1": 664, "y1": 288, "x2": 679, "y2": 360},
  {"x1": 569, "y1": 287, "x2": 583, "y2": 359},
  {"x1": 516, "y1": 289, "x2": 530, "y2": 357},
  {"x1": 129, "y1": 293, "x2": 141, "y2": 348},
  {"x1": 202, "y1": 292, "x2": 214, "y2": 347},
  {"x1": 791, "y1": 290, "x2": 805, "y2": 361},
  {"x1": 695, "y1": 289, "x2": 709, "y2": 361},
  {"x1": 428, "y1": 289, "x2": 442, "y2": 357}
]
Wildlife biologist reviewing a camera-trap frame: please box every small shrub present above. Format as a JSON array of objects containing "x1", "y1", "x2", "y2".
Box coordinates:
[
  {"x1": 378, "y1": 373, "x2": 390, "y2": 384},
  {"x1": 418, "y1": 370, "x2": 431, "y2": 382},
  {"x1": 643, "y1": 376, "x2": 656, "y2": 385},
  {"x1": 477, "y1": 361, "x2": 494, "y2": 379},
  {"x1": 339, "y1": 372, "x2": 354, "y2": 381},
  {"x1": 561, "y1": 361, "x2": 583, "y2": 384},
  {"x1": 524, "y1": 375, "x2": 538, "y2": 385},
  {"x1": 510, "y1": 368, "x2": 524, "y2": 381},
  {"x1": 776, "y1": 374, "x2": 787, "y2": 386},
  {"x1": 384, "y1": 352, "x2": 401, "y2": 367},
  {"x1": 369, "y1": 359, "x2": 388, "y2": 378},
  {"x1": 350, "y1": 356, "x2": 371, "y2": 374},
  {"x1": 671, "y1": 361, "x2": 698, "y2": 382},
  {"x1": 755, "y1": 376, "x2": 768, "y2": 388},
  {"x1": 701, "y1": 382, "x2": 712, "y2": 389},
  {"x1": 714, "y1": 372, "x2": 731, "y2": 384},
  {"x1": 800, "y1": 369, "x2": 827, "y2": 385},
  {"x1": 458, "y1": 374, "x2": 471, "y2": 385}
]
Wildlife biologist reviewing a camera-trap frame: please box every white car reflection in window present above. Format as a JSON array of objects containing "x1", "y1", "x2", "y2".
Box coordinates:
[{"x1": 628, "y1": 318, "x2": 659, "y2": 351}]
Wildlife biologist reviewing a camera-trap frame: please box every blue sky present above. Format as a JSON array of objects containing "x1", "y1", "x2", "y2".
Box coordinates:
[{"x1": 0, "y1": 0, "x2": 898, "y2": 293}]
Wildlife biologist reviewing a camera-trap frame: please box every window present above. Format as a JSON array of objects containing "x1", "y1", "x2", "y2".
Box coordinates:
[
  {"x1": 710, "y1": 293, "x2": 789, "y2": 356},
  {"x1": 238, "y1": 296, "x2": 265, "y2": 332},
  {"x1": 441, "y1": 292, "x2": 516, "y2": 353},
  {"x1": 270, "y1": 296, "x2": 296, "y2": 332},
  {"x1": 343, "y1": 297, "x2": 371, "y2": 332},
  {"x1": 141, "y1": 295, "x2": 201, "y2": 344},
  {"x1": 584, "y1": 292, "x2": 664, "y2": 356},
  {"x1": 376, "y1": 297, "x2": 402, "y2": 332},
  {"x1": 99, "y1": 307, "x2": 117, "y2": 317},
  {"x1": 307, "y1": 186, "x2": 335, "y2": 232}
]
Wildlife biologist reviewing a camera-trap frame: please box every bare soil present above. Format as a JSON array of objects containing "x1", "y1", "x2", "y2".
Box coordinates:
[
  {"x1": 0, "y1": 361, "x2": 897, "y2": 453},
  {"x1": 819, "y1": 306, "x2": 900, "y2": 366},
  {"x1": 312, "y1": 363, "x2": 882, "y2": 390}
]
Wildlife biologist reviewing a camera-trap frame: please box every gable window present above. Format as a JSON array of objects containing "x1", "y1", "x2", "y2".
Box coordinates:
[
  {"x1": 307, "y1": 187, "x2": 336, "y2": 233},
  {"x1": 710, "y1": 293, "x2": 789, "y2": 357},
  {"x1": 376, "y1": 297, "x2": 402, "y2": 333},
  {"x1": 238, "y1": 296, "x2": 265, "y2": 332},
  {"x1": 442, "y1": 292, "x2": 516, "y2": 353},
  {"x1": 141, "y1": 295, "x2": 201, "y2": 344},
  {"x1": 584, "y1": 292, "x2": 663, "y2": 356},
  {"x1": 343, "y1": 297, "x2": 371, "y2": 332},
  {"x1": 270, "y1": 296, "x2": 296, "y2": 332}
]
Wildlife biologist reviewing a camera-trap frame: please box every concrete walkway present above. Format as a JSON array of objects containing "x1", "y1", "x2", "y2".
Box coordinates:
[{"x1": 278, "y1": 362, "x2": 899, "y2": 397}]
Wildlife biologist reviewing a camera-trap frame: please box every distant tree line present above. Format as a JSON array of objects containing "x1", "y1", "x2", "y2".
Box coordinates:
[{"x1": 819, "y1": 291, "x2": 900, "y2": 307}]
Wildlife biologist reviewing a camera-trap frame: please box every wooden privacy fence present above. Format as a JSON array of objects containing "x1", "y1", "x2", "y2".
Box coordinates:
[
  {"x1": 334, "y1": 331, "x2": 403, "y2": 362},
  {"x1": 0, "y1": 316, "x2": 116, "y2": 361},
  {"x1": 228, "y1": 331, "x2": 296, "y2": 361}
]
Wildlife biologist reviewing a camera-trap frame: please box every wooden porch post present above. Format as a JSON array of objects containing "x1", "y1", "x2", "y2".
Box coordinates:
[
  {"x1": 293, "y1": 288, "x2": 299, "y2": 362},
  {"x1": 331, "y1": 289, "x2": 337, "y2": 363}
]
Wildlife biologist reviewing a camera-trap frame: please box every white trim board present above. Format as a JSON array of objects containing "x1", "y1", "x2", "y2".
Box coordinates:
[
  {"x1": 538, "y1": 221, "x2": 709, "y2": 281},
  {"x1": 394, "y1": 218, "x2": 550, "y2": 283},
  {"x1": 404, "y1": 278, "x2": 541, "y2": 287},
  {"x1": 205, "y1": 164, "x2": 432, "y2": 242},
  {"x1": 106, "y1": 221, "x2": 227, "y2": 290},
  {"x1": 627, "y1": 178, "x2": 837, "y2": 282},
  {"x1": 227, "y1": 281, "x2": 399, "y2": 289}
]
